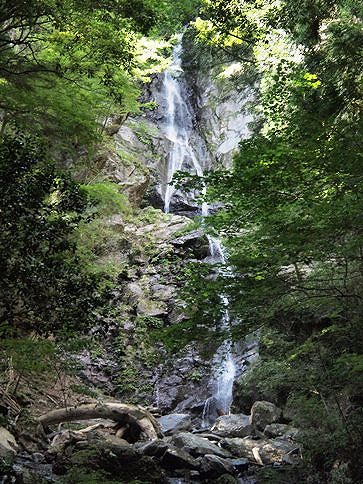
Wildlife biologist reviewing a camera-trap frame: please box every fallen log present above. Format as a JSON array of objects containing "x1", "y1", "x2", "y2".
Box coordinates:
[{"x1": 38, "y1": 403, "x2": 163, "y2": 441}]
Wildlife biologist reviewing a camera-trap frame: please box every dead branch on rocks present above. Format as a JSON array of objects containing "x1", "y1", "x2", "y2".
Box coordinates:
[{"x1": 38, "y1": 402, "x2": 163, "y2": 441}]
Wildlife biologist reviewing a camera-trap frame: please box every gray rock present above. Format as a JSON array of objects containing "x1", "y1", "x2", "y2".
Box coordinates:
[
  {"x1": 168, "y1": 195, "x2": 199, "y2": 215},
  {"x1": 0, "y1": 427, "x2": 19, "y2": 459},
  {"x1": 105, "y1": 114, "x2": 124, "y2": 136},
  {"x1": 151, "y1": 284, "x2": 176, "y2": 302},
  {"x1": 93, "y1": 149, "x2": 150, "y2": 206},
  {"x1": 55, "y1": 436, "x2": 167, "y2": 483},
  {"x1": 171, "y1": 230, "x2": 210, "y2": 258},
  {"x1": 137, "y1": 298, "x2": 168, "y2": 317},
  {"x1": 161, "y1": 445, "x2": 199, "y2": 470},
  {"x1": 264, "y1": 423, "x2": 299, "y2": 439},
  {"x1": 249, "y1": 401, "x2": 281, "y2": 430},
  {"x1": 258, "y1": 438, "x2": 301, "y2": 465},
  {"x1": 141, "y1": 439, "x2": 169, "y2": 458},
  {"x1": 158, "y1": 413, "x2": 192, "y2": 434},
  {"x1": 212, "y1": 414, "x2": 252, "y2": 438},
  {"x1": 170, "y1": 432, "x2": 231, "y2": 459},
  {"x1": 199, "y1": 454, "x2": 235, "y2": 478},
  {"x1": 220, "y1": 436, "x2": 300, "y2": 465},
  {"x1": 229, "y1": 457, "x2": 249, "y2": 471},
  {"x1": 221, "y1": 437, "x2": 263, "y2": 460},
  {"x1": 76, "y1": 350, "x2": 116, "y2": 393}
]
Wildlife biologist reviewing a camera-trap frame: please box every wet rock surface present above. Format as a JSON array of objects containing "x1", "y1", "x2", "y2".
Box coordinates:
[
  {"x1": 171, "y1": 230, "x2": 210, "y2": 259},
  {"x1": 158, "y1": 413, "x2": 193, "y2": 434},
  {"x1": 212, "y1": 414, "x2": 253, "y2": 438}
]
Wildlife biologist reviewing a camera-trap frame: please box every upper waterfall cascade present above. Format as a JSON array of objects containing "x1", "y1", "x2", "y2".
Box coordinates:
[{"x1": 161, "y1": 38, "x2": 208, "y2": 214}]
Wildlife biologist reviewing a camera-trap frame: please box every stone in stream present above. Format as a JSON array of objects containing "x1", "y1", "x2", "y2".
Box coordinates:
[
  {"x1": 158, "y1": 413, "x2": 192, "y2": 434},
  {"x1": 160, "y1": 445, "x2": 199, "y2": 470},
  {"x1": 249, "y1": 401, "x2": 282, "y2": 430},
  {"x1": 170, "y1": 432, "x2": 231, "y2": 458},
  {"x1": 212, "y1": 414, "x2": 253, "y2": 438},
  {"x1": 199, "y1": 453, "x2": 235, "y2": 478}
]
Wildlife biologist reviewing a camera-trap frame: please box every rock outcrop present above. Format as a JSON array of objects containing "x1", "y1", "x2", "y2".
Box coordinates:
[
  {"x1": 249, "y1": 401, "x2": 282, "y2": 430},
  {"x1": 0, "y1": 427, "x2": 18, "y2": 459}
]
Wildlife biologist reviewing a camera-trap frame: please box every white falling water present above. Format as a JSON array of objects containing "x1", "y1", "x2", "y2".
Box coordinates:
[
  {"x1": 161, "y1": 38, "x2": 237, "y2": 425},
  {"x1": 201, "y1": 237, "x2": 237, "y2": 426},
  {"x1": 162, "y1": 38, "x2": 206, "y2": 213}
]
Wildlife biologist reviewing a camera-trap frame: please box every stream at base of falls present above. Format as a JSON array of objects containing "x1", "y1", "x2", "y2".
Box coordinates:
[{"x1": 161, "y1": 37, "x2": 240, "y2": 426}]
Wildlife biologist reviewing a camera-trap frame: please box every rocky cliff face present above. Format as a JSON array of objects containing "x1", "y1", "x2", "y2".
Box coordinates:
[
  {"x1": 77, "y1": 31, "x2": 258, "y2": 418},
  {"x1": 113, "y1": 32, "x2": 256, "y2": 213}
]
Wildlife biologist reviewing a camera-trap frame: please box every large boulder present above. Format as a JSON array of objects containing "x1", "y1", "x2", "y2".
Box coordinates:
[
  {"x1": 170, "y1": 432, "x2": 231, "y2": 459},
  {"x1": 199, "y1": 454, "x2": 235, "y2": 478},
  {"x1": 53, "y1": 436, "x2": 166, "y2": 483},
  {"x1": 141, "y1": 439, "x2": 170, "y2": 458},
  {"x1": 158, "y1": 413, "x2": 192, "y2": 435},
  {"x1": 0, "y1": 427, "x2": 18, "y2": 459},
  {"x1": 141, "y1": 438, "x2": 199, "y2": 471},
  {"x1": 220, "y1": 436, "x2": 300, "y2": 465},
  {"x1": 212, "y1": 414, "x2": 252, "y2": 438},
  {"x1": 249, "y1": 401, "x2": 281, "y2": 430}
]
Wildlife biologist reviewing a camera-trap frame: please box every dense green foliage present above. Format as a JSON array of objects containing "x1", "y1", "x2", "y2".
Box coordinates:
[
  {"x1": 0, "y1": 0, "x2": 200, "y2": 150},
  {"x1": 185, "y1": 0, "x2": 363, "y2": 481},
  {"x1": 0, "y1": 134, "x2": 111, "y2": 335}
]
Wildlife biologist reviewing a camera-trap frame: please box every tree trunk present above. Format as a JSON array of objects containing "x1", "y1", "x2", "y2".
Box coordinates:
[{"x1": 38, "y1": 403, "x2": 162, "y2": 441}]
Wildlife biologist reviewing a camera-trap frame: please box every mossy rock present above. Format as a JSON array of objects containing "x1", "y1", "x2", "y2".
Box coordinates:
[{"x1": 55, "y1": 439, "x2": 166, "y2": 483}]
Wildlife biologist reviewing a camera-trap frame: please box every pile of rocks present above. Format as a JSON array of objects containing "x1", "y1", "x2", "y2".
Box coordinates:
[{"x1": 1, "y1": 401, "x2": 301, "y2": 483}]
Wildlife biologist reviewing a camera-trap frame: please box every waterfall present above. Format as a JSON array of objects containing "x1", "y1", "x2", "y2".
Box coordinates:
[
  {"x1": 201, "y1": 238, "x2": 236, "y2": 426},
  {"x1": 162, "y1": 37, "x2": 206, "y2": 214},
  {"x1": 161, "y1": 37, "x2": 237, "y2": 425}
]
